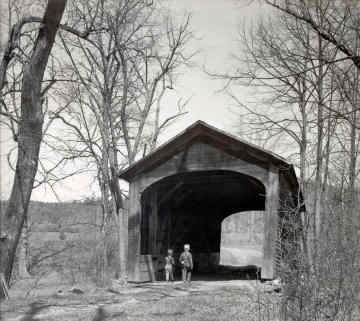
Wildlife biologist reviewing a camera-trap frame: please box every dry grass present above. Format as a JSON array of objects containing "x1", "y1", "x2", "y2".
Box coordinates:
[{"x1": 0, "y1": 280, "x2": 281, "y2": 321}]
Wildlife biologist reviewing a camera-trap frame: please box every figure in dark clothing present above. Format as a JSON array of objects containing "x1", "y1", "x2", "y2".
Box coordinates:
[
  {"x1": 179, "y1": 244, "x2": 193, "y2": 283},
  {"x1": 165, "y1": 249, "x2": 175, "y2": 282}
]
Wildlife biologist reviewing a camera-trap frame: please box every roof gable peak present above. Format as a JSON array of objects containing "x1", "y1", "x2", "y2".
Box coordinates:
[{"x1": 119, "y1": 120, "x2": 289, "y2": 181}]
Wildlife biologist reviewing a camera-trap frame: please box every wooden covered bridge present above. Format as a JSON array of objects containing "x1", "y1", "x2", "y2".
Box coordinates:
[{"x1": 119, "y1": 121, "x2": 301, "y2": 281}]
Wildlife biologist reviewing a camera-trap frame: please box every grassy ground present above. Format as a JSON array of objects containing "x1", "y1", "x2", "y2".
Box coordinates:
[{"x1": 0, "y1": 280, "x2": 281, "y2": 321}]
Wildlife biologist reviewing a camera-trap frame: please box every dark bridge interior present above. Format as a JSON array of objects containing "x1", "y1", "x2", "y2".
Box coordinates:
[{"x1": 140, "y1": 170, "x2": 266, "y2": 279}]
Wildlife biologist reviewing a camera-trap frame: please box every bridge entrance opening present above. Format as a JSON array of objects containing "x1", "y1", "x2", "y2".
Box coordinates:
[{"x1": 140, "y1": 170, "x2": 266, "y2": 280}]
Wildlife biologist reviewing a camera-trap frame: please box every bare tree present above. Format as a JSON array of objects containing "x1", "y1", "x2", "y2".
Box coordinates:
[
  {"x1": 220, "y1": 1, "x2": 360, "y2": 320},
  {"x1": 215, "y1": 12, "x2": 340, "y2": 267},
  {"x1": 51, "y1": 0, "x2": 193, "y2": 284},
  {"x1": 263, "y1": 0, "x2": 360, "y2": 70},
  {"x1": 0, "y1": 0, "x2": 68, "y2": 287},
  {"x1": 0, "y1": 0, "x2": 108, "y2": 289}
]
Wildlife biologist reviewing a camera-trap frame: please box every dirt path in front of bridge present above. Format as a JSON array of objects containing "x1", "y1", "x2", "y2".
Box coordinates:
[{"x1": 0, "y1": 280, "x2": 281, "y2": 321}]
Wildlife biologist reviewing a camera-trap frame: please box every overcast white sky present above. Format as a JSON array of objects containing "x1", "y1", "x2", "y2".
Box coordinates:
[
  {"x1": 0, "y1": 0, "x2": 267, "y2": 202},
  {"x1": 158, "y1": 0, "x2": 263, "y2": 139}
]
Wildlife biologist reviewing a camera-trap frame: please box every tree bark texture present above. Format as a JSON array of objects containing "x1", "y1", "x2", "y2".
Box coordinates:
[
  {"x1": 0, "y1": 0, "x2": 67, "y2": 285},
  {"x1": 17, "y1": 220, "x2": 30, "y2": 278}
]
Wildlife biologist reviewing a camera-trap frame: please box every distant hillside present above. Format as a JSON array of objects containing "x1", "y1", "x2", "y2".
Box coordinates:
[
  {"x1": 3, "y1": 188, "x2": 341, "y2": 281},
  {"x1": 1, "y1": 200, "x2": 101, "y2": 223},
  {"x1": 1, "y1": 201, "x2": 106, "y2": 283},
  {"x1": 1, "y1": 200, "x2": 103, "y2": 241},
  {"x1": 1, "y1": 201, "x2": 268, "y2": 277}
]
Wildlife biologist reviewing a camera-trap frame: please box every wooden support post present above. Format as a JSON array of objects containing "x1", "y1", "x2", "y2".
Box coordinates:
[
  {"x1": 149, "y1": 188, "x2": 158, "y2": 254},
  {"x1": 127, "y1": 181, "x2": 142, "y2": 281},
  {"x1": 262, "y1": 165, "x2": 279, "y2": 279}
]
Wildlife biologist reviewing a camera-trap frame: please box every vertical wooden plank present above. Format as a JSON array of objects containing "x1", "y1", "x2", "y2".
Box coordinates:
[
  {"x1": 140, "y1": 196, "x2": 148, "y2": 255},
  {"x1": 124, "y1": 199, "x2": 128, "y2": 275},
  {"x1": 262, "y1": 164, "x2": 279, "y2": 279},
  {"x1": 127, "y1": 180, "x2": 142, "y2": 281},
  {"x1": 118, "y1": 199, "x2": 128, "y2": 281},
  {"x1": 149, "y1": 188, "x2": 158, "y2": 254},
  {"x1": 144, "y1": 254, "x2": 156, "y2": 281}
]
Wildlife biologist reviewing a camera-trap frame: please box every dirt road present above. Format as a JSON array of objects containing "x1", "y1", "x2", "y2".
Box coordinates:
[{"x1": 0, "y1": 280, "x2": 280, "y2": 321}]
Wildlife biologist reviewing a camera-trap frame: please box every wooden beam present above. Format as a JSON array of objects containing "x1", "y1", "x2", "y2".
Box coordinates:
[
  {"x1": 154, "y1": 172, "x2": 266, "y2": 191},
  {"x1": 127, "y1": 181, "x2": 142, "y2": 281},
  {"x1": 262, "y1": 165, "x2": 279, "y2": 279},
  {"x1": 149, "y1": 188, "x2": 158, "y2": 254}
]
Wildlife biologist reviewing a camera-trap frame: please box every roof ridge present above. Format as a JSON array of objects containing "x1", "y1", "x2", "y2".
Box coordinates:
[{"x1": 119, "y1": 120, "x2": 291, "y2": 181}]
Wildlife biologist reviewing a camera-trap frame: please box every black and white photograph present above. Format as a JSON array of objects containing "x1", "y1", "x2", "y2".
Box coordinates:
[{"x1": 0, "y1": 0, "x2": 359, "y2": 320}]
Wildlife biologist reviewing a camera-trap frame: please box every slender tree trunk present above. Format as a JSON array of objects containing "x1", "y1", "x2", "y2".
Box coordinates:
[
  {"x1": 348, "y1": 60, "x2": 359, "y2": 233},
  {"x1": 17, "y1": 219, "x2": 30, "y2": 278},
  {"x1": 298, "y1": 74, "x2": 310, "y2": 268},
  {"x1": 313, "y1": 35, "x2": 325, "y2": 269},
  {"x1": 298, "y1": 27, "x2": 311, "y2": 271},
  {"x1": 104, "y1": 95, "x2": 127, "y2": 283},
  {"x1": 97, "y1": 160, "x2": 112, "y2": 286},
  {"x1": 0, "y1": 0, "x2": 67, "y2": 286},
  {"x1": 150, "y1": 81, "x2": 166, "y2": 151},
  {"x1": 322, "y1": 116, "x2": 332, "y2": 198},
  {"x1": 345, "y1": 109, "x2": 357, "y2": 321},
  {"x1": 299, "y1": 126, "x2": 310, "y2": 267}
]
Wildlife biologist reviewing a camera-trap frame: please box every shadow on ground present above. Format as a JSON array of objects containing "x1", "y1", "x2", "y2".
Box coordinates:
[
  {"x1": 169, "y1": 266, "x2": 261, "y2": 282},
  {"x1": 19, "y1": 301, "x2": 50, "y2": 321},
  {"x1": 91, "y1": 307, "x2": 107, "y2": 321}
]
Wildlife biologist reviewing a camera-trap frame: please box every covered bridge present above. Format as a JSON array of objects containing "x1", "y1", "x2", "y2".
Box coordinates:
[{"x1": 119, "y1": 121, "x2": 301, "y2": 281}]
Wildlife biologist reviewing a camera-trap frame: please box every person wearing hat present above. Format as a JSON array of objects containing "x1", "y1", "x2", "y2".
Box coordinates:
[{"x1": 179, "y1": 244, "x2": 193, "y2": 283}]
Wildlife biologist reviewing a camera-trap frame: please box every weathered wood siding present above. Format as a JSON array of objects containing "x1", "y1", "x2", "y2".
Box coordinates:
[
  {"x1": 262, "y1": 165, "x2": 280, "y2": 279},
  {"x1": 136, "y1": 141, "x2": 269, "y2": 192},
  {"x1": 127, "y1": 141, "x2": 284, "y2": 281}
]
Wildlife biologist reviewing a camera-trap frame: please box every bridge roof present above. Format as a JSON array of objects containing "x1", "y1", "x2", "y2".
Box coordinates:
[{"x1": 119, "y1": 121, "x2": 298, "y2": 187}]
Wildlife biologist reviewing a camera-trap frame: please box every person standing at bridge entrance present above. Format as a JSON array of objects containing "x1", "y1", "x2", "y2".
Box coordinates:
[
  {"x1": 180, "y1": 244, "x2": 193, "y2": 283},
  {"x1": 164, "y1": 249, "x2": 175, "y2": 282}
]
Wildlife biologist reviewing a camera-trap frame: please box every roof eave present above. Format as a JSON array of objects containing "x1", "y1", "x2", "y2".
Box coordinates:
[{"x1": 118, "y1": 121, "x2": 292, "y2": 182}]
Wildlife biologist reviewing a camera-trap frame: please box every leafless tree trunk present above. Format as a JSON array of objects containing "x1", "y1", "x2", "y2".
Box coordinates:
[
  {"x1": 55, "y1": 0, "x2": 193, "y2": 285},
  {"x1": 216, "y1": 13, "x2": 334, "y2": 267},
  {"x1": 0, "y1": 0, "x2": 67, "y2": 286},
  {"x1": 17, "y1": 219, "x2": 30, "y2": 278},
  {"x1": 229, "y1": 1, "x2": 360, "y2": 319},
  {"x1": 312, "y1": 33, "x2": 325, "y2": 267}
]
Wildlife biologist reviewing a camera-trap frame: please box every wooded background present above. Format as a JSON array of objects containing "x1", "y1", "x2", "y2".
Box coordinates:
[{"x1": 1, "y1": 0, "x2": 360, "y2": 320}]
